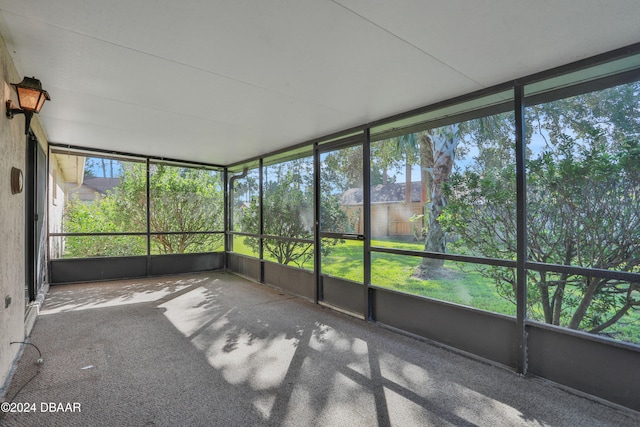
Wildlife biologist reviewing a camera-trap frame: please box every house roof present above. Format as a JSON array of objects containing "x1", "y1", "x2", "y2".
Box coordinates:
[
  {"x1": 83, "y1": 177, "x2": 121, "y2": 195},
  {"x1": 341, "y1": 181, "x2": 422, "y2": 205}
]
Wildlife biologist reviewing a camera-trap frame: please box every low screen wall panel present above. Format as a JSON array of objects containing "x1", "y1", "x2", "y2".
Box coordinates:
[
  {"x1": 528, "y1": 322, "x2": 640, "y2": 412},
  {"x1": 321, "y1": 275, "x2": 365, "y2": 315},
  {"x1": 50, "y1": 257, "x2": 147, "y2": 284},
  {"x1": 150, "y1": 253, "x2": 223, "y2": 276},
  {"x1": 227, "y1": 253, "x2": 261, "y2": 283},
  {"x1": 372, "y1": 287, "x2": 517, "y2": 368},
  {"x1": 263, "y1": 262, "x2": 314, "y2": 300}
]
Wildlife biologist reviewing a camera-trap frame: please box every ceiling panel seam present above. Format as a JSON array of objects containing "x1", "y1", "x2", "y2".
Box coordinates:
[{"x1": 330, "y1": 0, "x2": 485, "y2": 87}]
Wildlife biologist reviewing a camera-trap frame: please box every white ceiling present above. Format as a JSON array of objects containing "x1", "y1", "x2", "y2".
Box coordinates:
[{"x1": 1, "y1": 0, "x2": 639, "y2": 165}]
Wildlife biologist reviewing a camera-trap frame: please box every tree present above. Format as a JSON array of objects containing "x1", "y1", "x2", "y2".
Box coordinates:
[
  {"x1": 63, "y1": 193, "x2": 146, "y2": 257},
  {"x1": 241, "y1": 159, "x2": 314, "y2": 266},
  {"x1": 370, "y1": 140, "x2": 401, "y2": 185},
  {"x1": 240, "y1": 158, "x2": 350, "y2": 267},
  {"x1": 392, "y1": 133, "x2": 420, "y2": 203},
  {"x1": 419, "y1": 125, "x2": 461, "y2": 274},
  {"x1": 373, "y1": 127, "x2": 461, "y2": 274},
  {"x1": 377, "y1": 126, "x2": 463, "y2": 275},
  {"x1": 85, "y1": 157, "x2": 120, "y2": 178},
  {"x1": 64, "y1": 162, "x2": 224, "y2": 257},
  {"x1": 441, "y1": 82, "x2": 640, "y2": 337},
  {"x1": 518, "y1": 125, "x2": 640, "y2": 332},
  {"x1": 147, "y1": 164, "x2": 224, "y2": 253}
]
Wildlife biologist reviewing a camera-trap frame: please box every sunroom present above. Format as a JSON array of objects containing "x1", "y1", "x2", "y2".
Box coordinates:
[{"x1": 1, "y1": 1, "x2": 639, "y2": 421}]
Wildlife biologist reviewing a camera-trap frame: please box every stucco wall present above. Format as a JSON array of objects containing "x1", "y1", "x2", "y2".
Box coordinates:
[{"x1": 0, "y1": 34, "x2": 48, "y2": 392}]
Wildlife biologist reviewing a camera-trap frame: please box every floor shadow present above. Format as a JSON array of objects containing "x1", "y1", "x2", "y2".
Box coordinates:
[{"x1": 3, "y1": 272, "x2": 638, "y2": 426}]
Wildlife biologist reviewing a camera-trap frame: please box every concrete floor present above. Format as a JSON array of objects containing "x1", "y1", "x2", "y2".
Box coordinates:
[{"x1": 1, "y1": 271, "x2": 638, "y2": 426}]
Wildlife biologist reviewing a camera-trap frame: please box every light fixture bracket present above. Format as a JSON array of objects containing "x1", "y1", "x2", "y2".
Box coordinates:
[
  {"x1": 6, "y1": 99, "x2": 26, "y2": 119},
  {"x1": 6, "y1": 100, "x2": 35, "y2": 135}
]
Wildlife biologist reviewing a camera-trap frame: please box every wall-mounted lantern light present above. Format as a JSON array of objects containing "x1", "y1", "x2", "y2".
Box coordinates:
[{"x1": 6, "y1": 76, "x2": 51, "y2": 135}]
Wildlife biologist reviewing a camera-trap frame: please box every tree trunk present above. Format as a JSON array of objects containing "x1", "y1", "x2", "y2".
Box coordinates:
[
  {"x1": 405, "y1": 158, "x2": 412, "y2": 203},
  {"x1": 569, "y1": 276, "x2": 601, "y2": 329},
  {"x1": 419, "y1": 134, "x2": 434, "y2": 237},
  {"x1": 551, "y1": 278, "x2": 566, "y2": 326},
  {"x1": 538, "y1": 271, "x2": 553, "y2": 324},
  {"x1": 421, "y1": 126, "x2": 459, "y2": 273},
  {"x1": 589, "y1": 303, "x2": 632, "y2": 333},
  {"x1": 419, "y1": 135, "x2": 432, "y2": 206}
]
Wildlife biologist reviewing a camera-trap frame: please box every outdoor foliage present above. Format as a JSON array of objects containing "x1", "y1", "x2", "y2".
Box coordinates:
[
  {"x1": 63, "y1": 193, "x2": 146, "y2": 257},
  {"x1": 63, "y1": 161, "x2": 224, "y2": 257},
  {"x1": 440, "y1": 83, "x2": 640, "y2": 336},
  {"x1": 149, "y1": 164, "x2": 224, "y2": 253},
  {"x1": 367, "y1": 82, "x2": 639, "y2": 341},
  {"x1": 239, "y1": 157, "x2": 351, "y2": 267}
]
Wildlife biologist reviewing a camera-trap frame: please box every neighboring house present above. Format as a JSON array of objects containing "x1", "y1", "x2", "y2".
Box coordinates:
[
  {"x1": 340, "y1": 181, "x2": 422, "y2": 205},
  {"x1": 341, "y1": 182, "x2": 424, "y2": 239},
  {"x1": 66, "y1": 176, "x2": 121, "y2": 203}
]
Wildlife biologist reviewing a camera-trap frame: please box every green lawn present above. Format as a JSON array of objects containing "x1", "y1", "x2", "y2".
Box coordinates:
[
  {"x1": 231, "y1": 236, "x2": 638, "y2": 343},
  {"x1": 321, "y1": 239, "x2": 516, "y2": 315},
  {"x1": 370, "y1": 251, "x2": 516, "y2": 315},
  {"x1": 233, "y1": 237, "x2": 515, "y2": 314}
]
